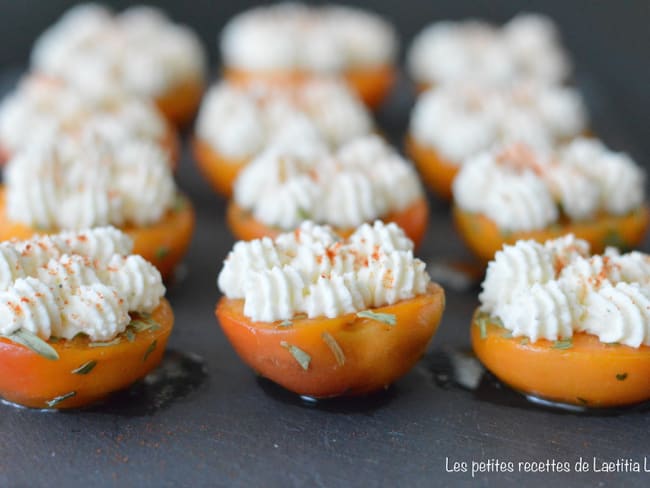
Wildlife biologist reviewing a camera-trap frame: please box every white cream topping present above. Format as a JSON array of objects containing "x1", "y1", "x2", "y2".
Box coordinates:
[
  {"x1": 453, "y1": 140, "x2": 646, "y2": 231},
  {"x1": 221, "y1": 2, "x2": 397, "y2": 72},
  {"x1": 218, "y1": 221, "x2": 430, "y2": 321},
  {"x1": 452, "y1": 149, "x2": 558, "y2": 232},
  {"x1": 558, "y1": 138, "x2": 645, "y2": 216},
  {"x1": 408, "y1": 13, "x2": 570, "y2": 86},
  {"x1": 410, "y1": 82, "x2": 587, "y2": 163},
  {"x1": 0, "y1": 227, "x2": 164, "y2": 341},
  {"x1": 480, "y1": 236, "x2": 650, "y2": 347},
  {"x1": 234, "y1": 135, "x2": 423, "y2": 230},
  {"x1": 31, "y1": 4, "x2": 206, "y2": 98},
  {"x1": 196, "y1": 80, "x2": 372, "y2": 159},
  {"x1": 5, "y1": 132, "x2": 176, "y2": 230},
  {"x1": 0, "y1": 75, "x2": 168, "y2": 155}
]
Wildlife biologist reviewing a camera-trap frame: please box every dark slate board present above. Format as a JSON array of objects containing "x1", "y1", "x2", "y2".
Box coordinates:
[{"x1": 0, "y1": 30, "x2": 649, "y2": 488}]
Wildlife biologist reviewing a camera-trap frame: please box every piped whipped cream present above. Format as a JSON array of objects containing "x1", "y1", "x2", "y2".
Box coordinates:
[
  {"x1": 5, "y1": 132, "x2": 176, "y2": 230},
  {"x1": 0, "y1": 227, "x2": 164, "y2": 341},
  {"x1": 453, "y1": 139, "x2": 645, "y2": 232},
  {"x1": 221, "y1": 3, "x2": 397, "y2": 72},
  {"x1": 410, "y1": 82, "x2": 587, "y2": 163},
  {"x1": 196, "y1": 80, "x2": 373, "y2": 159},
  {"x1": 408, "y1": 13, "x2": 570, "y2": 86},
  {"x1": 218, "y1": 220, "x2": 430, "y2": 322},
  {"x1": 480, "y1": 235, "x2": 650, "y2": 347},
  {"x1": 31, "y1": 4, "x2": 206, "y2": 98},
  {"x1": 0, "y1": 75, "x2": 168, "y2": 155},
  {"x1": 234, "y1": 135, "x2": 423, "y2": 230}
]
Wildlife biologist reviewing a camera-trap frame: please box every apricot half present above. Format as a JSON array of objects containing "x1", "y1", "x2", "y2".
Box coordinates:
[
  {"x1": 0, "y1": 189, "x2": 195, "y2": 280},
  {"x1": 471, "y1": 311, "x2": 650, "y2": 407},
  {"x1": 454, "y1": 205, "x2": 650, "y2": 263},
  {"x1": 405, "y1": 135, "x2": 459, "y2": 201},
  {"x1": 217, "y1": 283, "x2": 445, "y2": 398},
  {"x1": 226, "y1": 197, "x2": 429, "y2": 249},
  {"x1": 0, "y1": 298, "x2": 174, "y2": 409},
  {"x1": 223, "y1": 65, "x2": 396, "y2": 110}
]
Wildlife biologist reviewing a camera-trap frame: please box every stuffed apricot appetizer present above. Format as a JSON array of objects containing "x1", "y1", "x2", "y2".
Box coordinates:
[
  {"x1": 406, "y1": 82, "x2": 587, "y2": 200},
  {"x1": 407, "y1": 13, "x2": 570, "y2": 91},
  {"x1": 220, "y1": 3, "x2": 397, "y2": 109},
  {"x1": 473, "y1": 235, "x2": 650, "y2": 407},
  {"x1": 0, "y1": 133, "x2": 194, "y2": 279},
  {"x1": 0, "y1": 75, "x2": 179, "y2": 165},
  {"x1": 216, "y1": 221, "x2": 445, "y2": 398},
  {"x1": 0, "y1": 227, "x2": 171, "y2": 409},
  {"x1": 227, "y1": 135, "x2": 428, "y2": 248},
  {"x1": 452, "y1": 140, "x2": 649, "y2": 262},
  {"x1": 30, "y1": 4, "x2": 206, "y2": 126},
  {"x1": 193, "y1": 79, "x2": 373, "y2": 197}
]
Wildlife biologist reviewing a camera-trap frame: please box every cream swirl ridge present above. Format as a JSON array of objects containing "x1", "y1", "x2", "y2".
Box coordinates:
[
  {"x1": 221, "y1": 3, "x2": 396, "y2": 72},
  {"x1": 453, "y1": 139, "x2": 646, "y2": 232},
  {"x1": 410, "y1": 82, "x2": 587, "y2": 163},
  {"x1": 31, "y1": 4, "x2": 206, "y2": 98},
  {"x1": 480, "y1": 236, "x2": 650, "y2": 347},
  {"x1": 234, "y1": 135, "x2": 423, "y2": 230},
  {"x1": 5, "y1": 133, "x2": 176, "y2": 230},
  {"x1": 0, "y1": 75, "x2": 167, "y2": 156},
  {"x1": 196, "y1": 80, "x2": 372, "y2": 159},
  {"x1": 407, "y1": 13, "x2": 570, "y2": 86},
  {"x1": 0, "y1": 227, "x2": 164, "y2": 341},
  {"x1": 218, "y1": 221, "x2": 430, "y2": 322}
]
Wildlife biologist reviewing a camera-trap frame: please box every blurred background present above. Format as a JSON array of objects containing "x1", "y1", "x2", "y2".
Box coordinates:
[{"x1": 0, "y1": 0, "x2": 648, "y2": 162}]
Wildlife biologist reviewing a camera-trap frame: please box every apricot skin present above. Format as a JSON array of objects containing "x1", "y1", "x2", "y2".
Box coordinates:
[
  {"x1": 472, "y1": 311, "x2": 650, "y2": 407},
  {"x1": 217, "y1": 283, "x2": 445, "y2": 398}
]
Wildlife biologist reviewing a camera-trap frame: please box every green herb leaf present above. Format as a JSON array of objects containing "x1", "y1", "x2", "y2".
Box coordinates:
[
  {"x1": 278, "y1": 320, "x2": 293, "y2": 327},
  {"x1": 552, "y1": 338, "x2": 573, "y2": 350},
  {"x1": 143, "y1": 340, "x2": 157, "y2": 362},
  {"x1": 173, "y1": 194, "x2": 187, "y2": 213},
  {"x1": 356, "y1": 310, "x2": 397, "y2": 326},
  {"x1": 89, "y1": 338, "x2": 122, "y2": 348},
  {"x1": 129, "y1": 316, "x2": 161, "y2": 333},
  {"x1": 1, "y1": 329, "x2": 59, "y2": 360},
  {"x1": 616, "y1": 373, "x2": 628, "y2": 381},
  {"x1": 46, "y1": 391, "x2": 76, "y2": 408},
  {"x1": 280, "y1": 341, "x2": 311, "y2": 370},
  {"x1": 296, "y1": 207, "x2": 310, "y2": 220},
  {"x1": 322, "y1": 332, "x2": 345, "y2": 366},
  {"x1": 71, "y1": 360, "x2": 97, "y2": 375},
  {"x1": 475, "y1": 314, "x2": 488, "y2": 339},
  {"x1": 125, "y1": 329, "x2": 136, "y2": 343},
  {"x1": 491, "y1": 316, "x2": 505, "y2": 329},
  {"x1": 501, "y1": 330, "x2": 513, "y2": 339},
  {"x1": 603, "y1": 229, "x2": 626, "y2": 250},
  {"x1": 155, "y1": 246, "x2": 170, "y2": 261},
  {"x1": 519, "y1": 337, "x2": 529, "y2": 346}
]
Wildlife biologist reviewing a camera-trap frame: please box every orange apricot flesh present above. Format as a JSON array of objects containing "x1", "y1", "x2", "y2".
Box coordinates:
[
  {"x1": 217, "y1": 283, "x2": 445, "y2": 398},
  {"x1": 223, "y1": 65, "x2": 396, "y2": 110},
  {"x1": 192, "y1": 138, "x2": 248, "y2": 198},
  {"x1": 453, "y1": 204, "x2": 650, "y2": 263},
  {"x1": 405, "y1": 135, "x2": 459, "y2": 200},
  {"x1": 0, "y1": 189, "x2": 195, "y2": 280},
  {"x1": 0, "y1": 298, "x2": 174, "y2": 409},
  {"x1": 471, "y1": 311, "x2": 650, "y2": 407},
  {"x1": 154, "y1": 77, "x2": 205, "y2": 127},
  {"x1": 226, "y1": 197, "x2": 429, "y2": 249}
]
